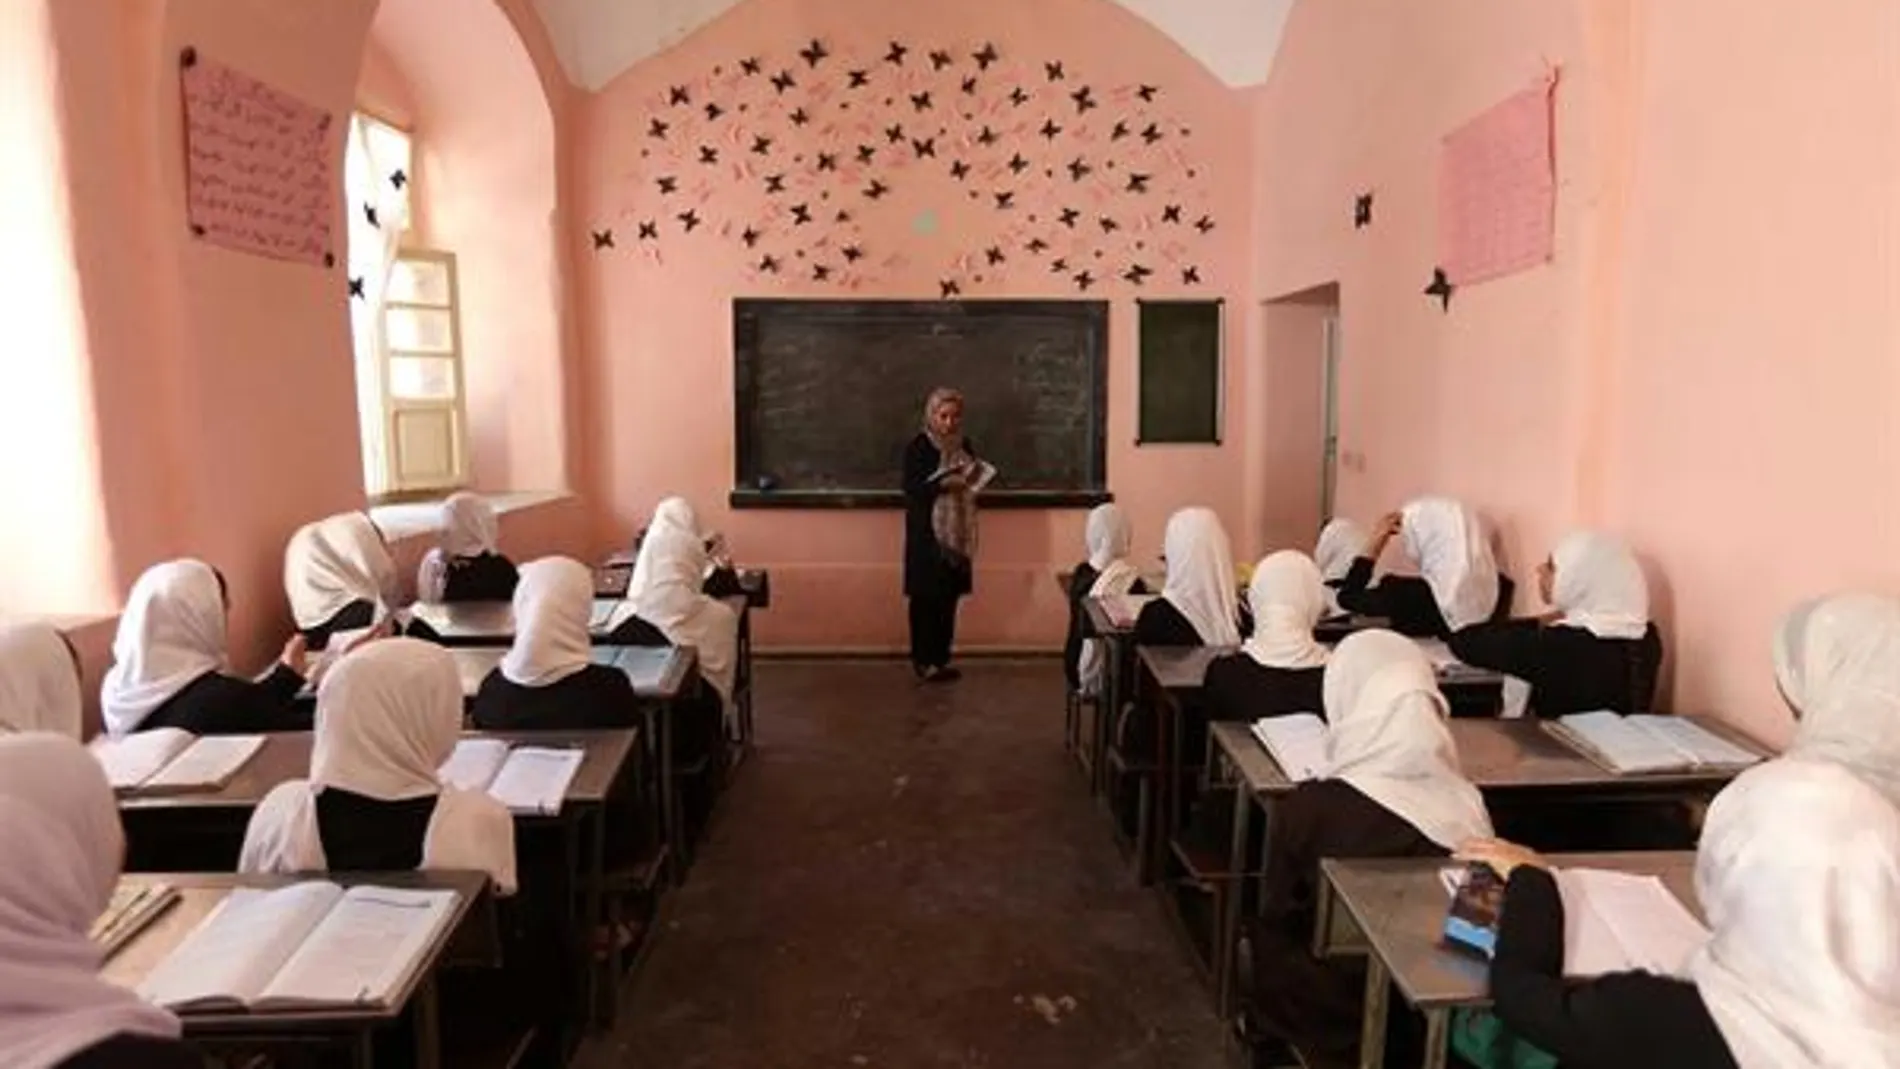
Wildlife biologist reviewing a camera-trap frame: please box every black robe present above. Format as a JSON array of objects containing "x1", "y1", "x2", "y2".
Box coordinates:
[
  {"x1": 1202, "y1": 655, "x2": 1325, "y2": 722},
  {"x1": 136, "y1": 664, "x2": 309, "y2": 735},
  {"x1": 1449, "y1": 620, "x2": 1663, "y2": 718},
  {"x1": 1489, "y1": 867, "x2": 1736, "y2": 1069},
  {"x1": 1335, "y1": 558, "x2": 1515, "y2": 639},
  {"x1": 439, "y1": 552, "x2": 520, "y2": 602},
  {"x1": 300, "y1": 599, "x2": 375, "y2": 649},
  {"x1": 470, "y1": 665, "x2": 642, "y2": 732},
  {"x1": 901, "y1": 432, "x2": 975, "y2": 599}
]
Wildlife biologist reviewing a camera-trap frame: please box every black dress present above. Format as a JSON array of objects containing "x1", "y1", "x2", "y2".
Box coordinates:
[
  {"x1": 440, "y1": 552, "x2": 520, "y2": 602},
  {"x1": 58, "y1": 1036, "x2": 203, "y2": 1069},
  {"x1": 470, "y1": 665, "x2": 642, "y2": 732},
  {"x1": 300, "y1": 600, "x2": 376, "y2": 649},
  {"x1": 1488, "y1": 867, "x2": 1736, "y2": 1068},
  {"x1": 902, "y1": 432, "x2": 975, "y2": 670},
  {"x1": 1448, "y1": 621, "x2": 1663, "y2": 718},
  {"x1": 1202, "y1": 655, "x2": 1325, "y2": 722},
  {"x1": 136, "y1": 665, "x2": 309, "y2": 735},
  {"x1": 1335, "y1": 558, "x2": 1515, "y2": 638}
]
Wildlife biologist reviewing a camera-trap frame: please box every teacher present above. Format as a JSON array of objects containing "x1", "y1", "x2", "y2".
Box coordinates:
[{"x1": 902, "y1": 387, "x2": 979, "y2": 683}]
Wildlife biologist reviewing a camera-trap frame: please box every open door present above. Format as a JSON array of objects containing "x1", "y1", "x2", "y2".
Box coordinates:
[{"x1": 378, "y1": 250, "x2": 470, "y2": 494}]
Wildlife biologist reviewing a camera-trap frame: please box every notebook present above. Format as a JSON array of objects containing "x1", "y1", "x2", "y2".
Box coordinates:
[
  {"x1": 91, "y1": 881, "x2": 179, "y2": 958},
  {"x1": 437, "y1": 739, "x2": 584, "y2": 816},
  {"x1": 90, "y1": 730, "x2": 265, "y2": 794},
  {"x1": 1437, "y1": 864, "x2": 1709, "y2": 976},
  {"x1": 1098, "y1": 593, "x2": 1157, "y2": 630},
  {"x1": 1249, "y1": 714, "x2": 1329, "y2": 781},
  {"x1": 136, "y1": 882, "x2": 459, "y2": 1013},
  {"x1": 1546, "y1": 712, "x2": 1764, "y2": 775}
]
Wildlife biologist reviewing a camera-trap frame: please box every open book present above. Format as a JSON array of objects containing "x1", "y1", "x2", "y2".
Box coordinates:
[
  {"x1": 137, "y1": 882, "x2": 458, "y2": 1013},
  {"x1": 90, "y1": 730, "x2": 264, "y2": 794},
  {"x1": 1546, "y1": 712, "x2": 1764, "y2": 775},
  {"x1": 1098, "y1": 593, "x2": 1157, "y2": 630},
  {"x1": 92, "y1": 881, "x2": 179, "y2": 959},
  {"x1": 929, "y1": 457, "x2": 998, "y2": 494},
  {"x1": 437, "y1": 739, "x2": 584, "y2": 816},
  {"x1": 1438, "y1": 865, "x2": 1708, "y2": 975},
  {"x1": 1249, "y1": 714, "x2": 1329, "y2": 781}
]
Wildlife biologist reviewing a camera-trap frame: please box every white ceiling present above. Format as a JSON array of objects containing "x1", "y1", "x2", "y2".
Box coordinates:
[{"x1": 531, "y1": 0, "x2": 1297, "y2": 92}]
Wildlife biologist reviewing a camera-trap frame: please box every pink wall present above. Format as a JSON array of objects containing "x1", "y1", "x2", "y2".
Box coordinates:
[{"x1": 576, "y1": 0, "x2": 1254, "y2": 650}]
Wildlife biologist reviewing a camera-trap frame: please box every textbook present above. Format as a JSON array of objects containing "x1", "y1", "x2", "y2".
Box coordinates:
[
  {"x1": 1438, "y1": 864, "x2": 1708, "y2": 976},
  {"x1": 928, "y1": 456, "x2": 998, "y2": 494},
  {"x1": 91, "y1": 881, "x2": 179, "y2": 958},
  {"x1": 437, "y1": 739, "x2": 584, "y2": 816},
  {"x1": 137, "y1": 882, "x2": 459, "y2": 1013},
  {"x1": 1248, "y1": 714, "x2": 1329, "y2": 781},
  {"x1": 1097, "y1": 593, "x2": 1157, "y2": 629},
  {"x1": 89, "y1": 730, "x2": 264, "y2": 794},
  {"x1": 1544, "y1": 711, "x2": 1764, "y2": 775}
]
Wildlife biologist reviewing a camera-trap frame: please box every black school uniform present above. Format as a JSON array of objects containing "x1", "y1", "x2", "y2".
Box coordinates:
[
  {"x1": 1242, "y1": 780, "x2": 1441, "y2": 1061},
  {"x1": 58, "y1": 1036, "x2": 202, "y2": 1069},
  {"x1": 1489, "y1": 867, "x2": 1736, "y2": 1069},
  {"x1": 136, "y1": 664, "x2": 309, "y2": 735},
  {"x1": 1335, "y1": 559, "x2": 1515, "y2": 638},
  {"x1": 1202, "y1": 655, "x2": 1324, "y2": 722},
  {"x1": 439, "y1": 552, "x2": 520, "y2": 602},
  {"x1": 1449, "y1": 621, "x2": 1663, "y2": 718},
  {"x1": 300, "y1": 600, "x2": 376, "y2": 649},
  {"x1": 1134, "y1": 598, "x2": 1242, "y2": 647},
  {"x1": 315, "y1": 789, "x2": 437, "y2": 869},
  {"x1": 470, "y1": 665, "x2": 642, "y2": 732},
  {"x1": 1062, "y1": 564, "x2": 1150, "y2": 691}
]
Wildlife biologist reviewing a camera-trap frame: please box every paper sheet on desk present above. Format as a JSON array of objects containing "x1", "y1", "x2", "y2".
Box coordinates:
[{"x1": 1557, "y1": 868, "x2": 1708, "y2": 978}]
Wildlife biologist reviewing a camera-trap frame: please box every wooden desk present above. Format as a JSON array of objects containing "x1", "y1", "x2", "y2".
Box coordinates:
[
  {"x1": 407, "y1": 599, "x2": 627, "y2": 648},
  {"x1": 446, "y1": 646, "x2": 695, "y2": 701},
  {"x1": 599, "y1": 562, "x2": 773, "y2": 609},
  {"x1": 1315, "y1": 853, "x2": 1699, "y2": 1069},
  {"x1": 103, "y1": 870, "x2": 490, "y2": 1069}
]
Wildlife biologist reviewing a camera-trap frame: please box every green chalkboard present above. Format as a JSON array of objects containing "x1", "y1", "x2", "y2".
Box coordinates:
[{"x1": 1137, "y1": 299, "x2": 1223, "y2": 444}]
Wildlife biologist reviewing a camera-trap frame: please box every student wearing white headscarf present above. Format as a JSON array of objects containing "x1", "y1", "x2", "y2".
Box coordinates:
[
  {"x1": 1313, "y1": 517, "x2": 1365, "y2": 615},
  {"x1": 0, "y1": 734, "x2": 193, "y2": 1069},
  {"x1": 0, "y1": 624, "x2": 83, "y2": 738},
  {"x1": 1337, "y1": 497, "x2": 1513, "y2": 638},
  {"x1": 1772, "y1": 593, "x2": 1900, "y2": 806},
  {"x1": 284, "y1": 512, "x2": 406, "y2": 649},
  {"x1": 100, "y1": 560, "x2": 308, "y2": 737},
  {"x1": 415, "y1": 493, "x2": 518, "y2": 604},
  {"x1": 240, "y1": 639, "x2": 516, "y2": 894},
  {"x1": 1465, "y1": 758, "x2": 1900, "y2": 1069},
  {"x1": 1135, "y1": 508, "x2": 1244, "y2": 647},
  {"x1": 471, "y1": 558, "x2": 640, "y2": 732},
  {"x1": 1063, "y1": 504, "x2": 1149, "y2": 695},
  {"x1": 615, "y1": 508, "x2": 739, "y2": 733},
  {"x1": 1242, "y1": 630, "x2": 1493, "y2": 1060},
  {"x1": 1449, "y1": 531, "x2": 1663, "y2": 718},
  {"x1": 1204, "y1": 552, "x2": 1329, "y2": 722}
]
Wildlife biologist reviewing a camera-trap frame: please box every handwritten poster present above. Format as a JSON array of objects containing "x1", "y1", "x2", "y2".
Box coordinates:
[
  {"x1": 180, "y1": 52, "x2": 336, "y2": 266},
  {"x1": 1438, "y1": 74, "x2": 1556, "y2": 286}
]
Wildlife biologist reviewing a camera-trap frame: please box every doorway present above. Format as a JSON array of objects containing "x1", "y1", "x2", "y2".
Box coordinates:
[{"x1": 1257, "y1": 284, "x2": 1341, "y2": 549}]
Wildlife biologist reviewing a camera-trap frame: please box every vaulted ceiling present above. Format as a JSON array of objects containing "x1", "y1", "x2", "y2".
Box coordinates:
[{"x1": 530, "y1": 0, "x2": 1297, "y2": 92}]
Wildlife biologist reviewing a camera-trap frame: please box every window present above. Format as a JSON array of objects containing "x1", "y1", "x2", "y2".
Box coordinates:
[{"x1": 344, "y1": 112, "x2": 470, "y2": 498}]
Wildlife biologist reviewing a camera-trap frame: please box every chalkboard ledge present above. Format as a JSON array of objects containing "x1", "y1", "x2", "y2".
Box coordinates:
[{"x1": 729, "y1": 489, "x2": 1113, "y2": 510}]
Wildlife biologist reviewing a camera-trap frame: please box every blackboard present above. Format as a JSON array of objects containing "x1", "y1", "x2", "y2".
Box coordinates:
[
  {"x1": 732, "y1": 299, "x2": 1110, "y2": 508},
  {"x1": 1138, "y1": 299, "x2": 1224, "y2": 444}
]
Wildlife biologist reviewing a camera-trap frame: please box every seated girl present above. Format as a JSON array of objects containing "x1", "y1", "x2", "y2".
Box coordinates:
[
  {"x1": 0, "y1": 622, "x2": 83, "y2": 737},
  {"x1": 239, "y1": 638, "x2": 516, "y2": 892},
  {"x1": 284, "y1": 512, "x2": 410, "y2": 650},
  {"x1": 100, "y1": 560, "x2": 309, "y2": 737},
  {"x1": 1135, "y1": 507, "x2": 1244, "y2": 647},
  {"x1": 1335, "y1": 497, "x2": 1514, "y2": 638},
  {"x1": 1312, "y1": 517, "x2": 1365, "y2": 616},
  {"x1": 416, "y1": 492, "x2": 518, "y2": 604},
  {"x1": 1449, "y1": 531, "x2": 1663, "y2": 717},
  {"x1": 1203, "y1": 551, "x2": 1329, "y2": 722},
  {"x1": 1064, "y1": 503, "x2": 1148, "y2": 696},
  {"x1": 1243, "y1": 630, "x2": 1492, "y2": 1063},
  {"x1": 0, "y1": 733, "x2": 198, "y2": 1069},
  {"x1": 1461, "y1": 758, "x2": 1899, "y2": 1069},
  {"x1": 471, "y1": 558, "x2": 641, "y2": 732},
  {"x1": 1772, "y1": 592, "x2": 1900, "y2": 806}
]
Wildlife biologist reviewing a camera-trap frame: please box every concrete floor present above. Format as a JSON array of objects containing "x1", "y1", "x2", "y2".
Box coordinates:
[{"x1": 577, "y1": 658, "x2": 1229, "y2": 1069}]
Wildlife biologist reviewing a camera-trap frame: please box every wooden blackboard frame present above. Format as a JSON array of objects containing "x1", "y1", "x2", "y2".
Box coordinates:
[
  {"x1": 1135, "y1": 298, "x2": 1225, "y2": 446},
  {"x1": 730, "y1": 298, "x2": 1112, "y2": 510}
]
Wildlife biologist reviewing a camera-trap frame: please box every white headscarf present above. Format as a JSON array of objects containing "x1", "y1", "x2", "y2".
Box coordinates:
[
  {"x1": 239, "y1": 639, "x2": 517, "y2": 894},
  {"x1": 285, "y1": 513, "x2": 401, "y2": 630},
  {"x1": 1076, "y1": 505, "x2": 1142, "y2": 693},
  {"x1": 417, "y1": 493, "x2": 500, "y2": 604},
  {"x1": 1315, "y1": 518, "x2": 1366, "y2": 616},
  {"x1": 1320, "y1": 630, "x2": 1492, "y2": 849},
  {"x1": 1550, "y1": 531, "x2": 1649, "y2": 640},
  {"x1": 1688, "y1": 758, "x2": 1900, "y2": 1068},
  {"x1": 0, "y1": 734, "x2": 181, "y2": 1068},
  {"x1": 1773, "y1": 594, "x2": 1900, "y2": 807},
  {"x1": 1239, "y1": 552, "x2": 1330, "y2": 670},
  {"x1": 100, "y1": 560, "x2": 228, "y2": 737},
  {"x1": 1161, "y1": 508, "x2": 1242, "y2": 647},
  {"x1": 1398, "y1": 497, "x2": 1500, "y2": 632},
  {"x1": 501, "y1": 558, "x2": 593, "y2": 687},
  {"x1": 628, "y1": 497, "x2": 701, "y2": 602},
  {"x1": 623, "y1": 523, "x2": 739, "y2": 706},
  {"x1": 0, "y1": 625, "x2": 82, "y2": 738}
]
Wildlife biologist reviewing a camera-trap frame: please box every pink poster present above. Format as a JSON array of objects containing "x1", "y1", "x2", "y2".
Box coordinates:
[
  {"x1": 1438, "y1": 74, "x2": 1556, "y2": 286},
  {"x1": 180, "y1": 52, "x2": 336, "y2": 266}
]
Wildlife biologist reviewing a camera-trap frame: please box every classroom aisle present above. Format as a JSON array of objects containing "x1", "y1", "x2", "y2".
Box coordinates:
[{"x1": 578, "y1": 659, "x2": 1228, "y2": 1069}]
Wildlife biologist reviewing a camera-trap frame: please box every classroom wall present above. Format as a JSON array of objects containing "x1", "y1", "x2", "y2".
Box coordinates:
[{"x1": 574, "y1": 0, "x2": 1254, "y2": 650}]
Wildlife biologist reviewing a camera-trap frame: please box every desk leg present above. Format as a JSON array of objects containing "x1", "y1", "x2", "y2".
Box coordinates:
[
  {"x1": 1215, "y1": 783, "x2": 1252, "y2": 1018},
  {"x1": 662, "y1": 696, "x2": 683, "y2": 881},
  {"x1": 354, "y1": 1028, "x2": 377, "y2": 1069},
  {"x1": 588, "y1": 801, "x2": 610, "y2": 1028},
  {"x1": 1358, "y1": 957, "x2": 1390, "y2": 1069},
  {"x1": 413, "y1": 974, "x2": 442, "y2": 1069},
  {"x1": 1422, "y1": 1008, "x2": 1450, "y2": 1069},
  {"x1": 1311, "y1": 869, "x2": 1337, "y2": 960},
  {"x1": 1095, "y1": 633, "x2": 1124, "y2": 799}
]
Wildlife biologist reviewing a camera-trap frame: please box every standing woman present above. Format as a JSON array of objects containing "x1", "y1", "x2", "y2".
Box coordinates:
[{"x1": 903, "y1": 387, "x2": 980, "y2": 683}]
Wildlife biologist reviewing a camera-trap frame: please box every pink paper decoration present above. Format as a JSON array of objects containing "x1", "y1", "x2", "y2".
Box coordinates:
[
  {"x1": 180, "y1": 52, "x2": 337, "y2": 266},
  {"x1": 1438, "y1": 74, "x2": 1557, "y2": 286}
]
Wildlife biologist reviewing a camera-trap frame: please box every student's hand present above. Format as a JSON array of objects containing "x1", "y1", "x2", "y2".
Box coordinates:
[
  {"x1": 1364, "y1": 511, "x2": 1403, "y2": 558},
  {"x1": 279, "y1": 634, "x2": 309, "y2": 678},
  {"x1": 1454, "y1": 838, "x2": 1548, "y2": 879}
]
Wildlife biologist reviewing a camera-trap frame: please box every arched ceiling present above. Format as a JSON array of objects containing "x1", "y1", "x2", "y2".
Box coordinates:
[{"x1": 530, "y1": 0, "x2": 1296, "y2": 92}]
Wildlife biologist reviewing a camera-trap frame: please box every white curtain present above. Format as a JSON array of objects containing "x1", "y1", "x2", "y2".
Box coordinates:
[{"x1": 344, "y1": 115, "x2": 412, "y2": 496}]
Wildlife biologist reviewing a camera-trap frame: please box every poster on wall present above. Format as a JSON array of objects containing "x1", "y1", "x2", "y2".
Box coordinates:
[
  {"x1": 1438, "y1": 71, "x2": 1557, "y2": 286},
  {"x1": 179, "y1": 49, "x2": 337, "y2": 267}
]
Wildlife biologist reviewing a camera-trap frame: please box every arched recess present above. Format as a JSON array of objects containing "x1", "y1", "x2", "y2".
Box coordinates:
[{"x1": 365, "y1": 0, "x2": 568, "y2": 492}]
